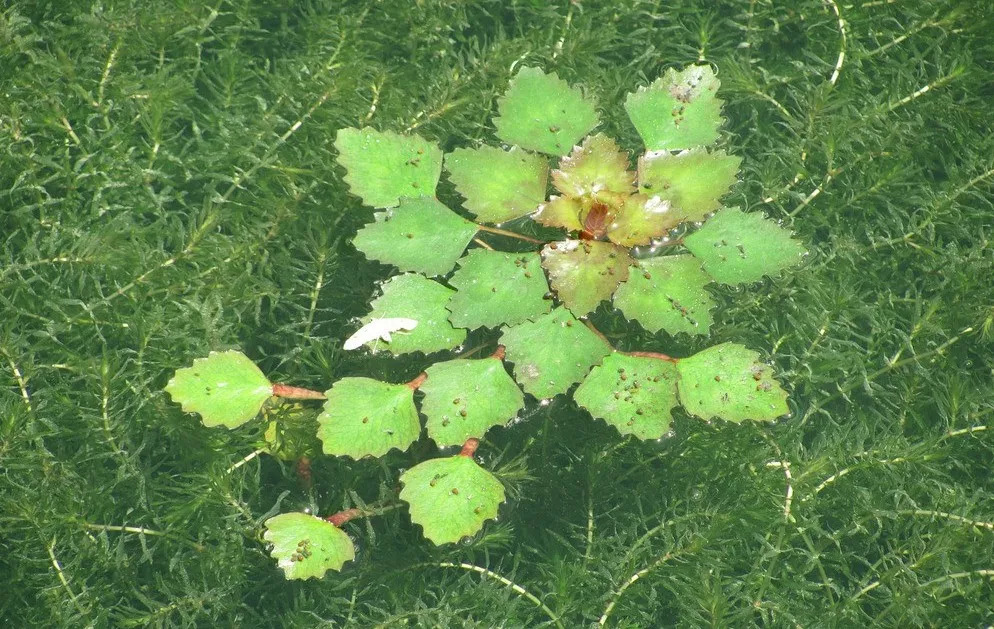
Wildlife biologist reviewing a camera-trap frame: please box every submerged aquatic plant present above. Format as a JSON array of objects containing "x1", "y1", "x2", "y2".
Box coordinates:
[{"x1": 165, "y1": 64, "x2": 806, "y2": 578}]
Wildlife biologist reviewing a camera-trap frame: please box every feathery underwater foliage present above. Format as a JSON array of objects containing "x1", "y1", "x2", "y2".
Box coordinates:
[{"x1": 1, "y1": 0, "x2": 993, "y2": 626}]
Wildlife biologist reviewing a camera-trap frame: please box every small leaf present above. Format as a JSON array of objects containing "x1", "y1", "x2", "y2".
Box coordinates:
[
  {"x1": 421, "y1": 356, "x2": 525, "y2": 446},
  {"x1": 541, "y1": 240, "x2": 632, "y2": 316},
  {"x1": 533, "y1": 196, "x2": 585, "y2": 232},
  {"x1": 614, "y1": 255, "x2": 715, "y2": 336},
  {"x1": 637, "y1": 148, "x2": 742, "y2": 223},
  {"x1": 494, "y1": 66, "x2": 599, "y2": 156},
  {"x1": 625, "y1": 65, "x2": 724, "y2": 150},
  {"x1": 334, "y1": 127, "x2": 443, "y2": 208},
  {"x1": 676, "y1": 343, "x2": 789, "y2": 423},
  {"x1": 362, "y1": 274, "x2": 467, "y2": 354},
  {"x1": 352, "y1": 197, "x2": 478, "y2": 276},
  {"x1": 316, "y1": 377, "x2": 421, "y2": 458},
  {"x1": 400, "y1": 455, "x2": 505, "y2": 545},
  {"x1": 574, "y1": 353, "x2": 679, "y2": 439},
  {"x1": 551, "y1": 133, "x2": 634, "y2": 200},
  {"x1": 447, "y1": 250, "x2": 551, "y2": 329},
  {"x1": 264, "y1": 512, "x2": 355, "y2": 579},
  {"x1": 606, "y1": 193, "x2": 682, "y2": 247},
  {"x1": 445, "y1": 146, "x2": 549, "y2": 223},
  {"x1": 500, "y1": 307, "x2": 611, "y2": 399},
  {"x1": 683, "y1": 207, "x2": 807, "y2": 284},
  {"x1": 165, "y1": 350, "x2": 272, "y2": 429}
]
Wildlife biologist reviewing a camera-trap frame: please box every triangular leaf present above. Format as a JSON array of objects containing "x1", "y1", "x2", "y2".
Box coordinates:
[
  {"x1": 613, "y1": 254, "x2": 715, "y2": 336},
  {"x1": 551, "y1": 133, "x2": 634, "y2": 200},
  {"x1": 352, "y1": 197, "x2": 478, "y2": 276},
  {"x1": 500, "y1": 307, "x2": 611, "y2": 399},
  {"x1": 541, "y1": 240, "x2": 632, "y2": 316},
  {"x1": 264, "y1": 512, "x2": 355, "y2": 579},
  {"x1": 606, "y1": 193, "x2": 682, "y2": 247},
  {"x1": 447, "y1": 250, "x2": 551, "y2": 329},
  {"x1": 420, "y1": 355, "x2": 525, "y2": 446},
  {"x1": 574, "y1": 353, "x2": 679, "y2": 439},
  {"x1": 445, "y1": 146, "x2": 549, "y2": 223},
  {"x1": 362, "y1": 274, "x2": 467, "y2": 354},
  {"x1": 683, "y1": 207, "x2": 806, "y2": 284},
  {"x1": 625, "y1": 65, "x2": 724, "y2": 150},
  {"x1": 316, "y1": 377, "x2": 421, "y2": 458},
  {"x1": 334, "y1": 127, "x2": 443, "y2": 208},
  {"x1": 676, "y1": 343, "x2": 789, "y2": 423},
  {"x1": 533, "y1": 196, "x2": 585, "y2": 232},
  {"x1": 400, "y1": 455, "x2": 505, "y2": 545},
  {"x1": 637, "y1": 148, "x2": 742, "y2": 223},
  {"x1": 165, "y1": 350, "x2": 272, "y2": 429},
  {"x1": 494, "y1": 66, "x2": 599, "y2": 156}
]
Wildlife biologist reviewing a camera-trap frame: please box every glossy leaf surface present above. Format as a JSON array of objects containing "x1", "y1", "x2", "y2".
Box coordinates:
[
  {"x1": 637, "y1": 148, "x2": 741, "y2": 223},
  {"x1": 447, "y1": 250, "x2": 551, "y2": 329},
  {"x1": 574, "y1": 353, "x2": 679, "y2": 439},
  {"x1": 541, "y1": 240, "x2": 631, "y2": 316},
  {"x1": 614, "y1": 255, "x2": 715, "y2": 336},
  {"x1": 362, "y1": 274, "x2": 466, "y2": 354},
  {"x1": 445, "y1": 146, "x2": 549, "y2": 223},
  {"x1": 166, "y1": 350, "x2": 272, "y2": 429},
  {"x1": 334, "y1": 127, "x2": 442, "y2": 207},
  {"x1": 317, "y1": 377, "x2": 421, "y2": 458},
  {"x1": 676, "y1": 343, "x2": 789, "y2": 422},
  {"x1": 625, "y1": 65, "x2": 724, "y2": 150},
  {"x1": 264, "y1": 513, "x2": 355, "y2": 580}
]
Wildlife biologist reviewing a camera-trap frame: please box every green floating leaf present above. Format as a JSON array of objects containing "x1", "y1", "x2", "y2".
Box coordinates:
[
  {"x1": 400, "y1": 455, "x2": 505, "y2": 545},
  {"x1": 316, "y1": 377, "x2": 421, "y2": 458},
  {"x1": 541, "y1": 240, "x2": 631, "y2": 316},
  {"x1": 445, "y1": 146, "x2": 549, "y2": 223},
  {"x1": 421, "y1": 356, "x2": 525, "y2": 447},
  {"x1": 352, "y1": 197, "x2": 478, "y2": 276},
  {"x1": 625, "y1": 65, "x2": 724, "y2": 150},
  {"x1": 574, "y1": 353, "x2": 679, "y2": 440},
  {"x1": 500, "y1": 307, "x2": 611, "y2": 399},
  {"x1": 165, "y1": 350, "x2": 272, "y2": 429},
  {"x1": 264, "y1": 512, "x2": 355, "y2": 580},
  {"x1": 447, "y1": 250, "x2": 551, "y2": 330},
  {"x1": 363, "y1": 274, "x2": 467, "y2": 354},
  {"x1": 614, "y1": 255, "x2": 715, "y2": 336},
  {"x1": 637, "y1": 148, "x2": 742, "y2": 223},
  {"x1": 534, "y1": 196, "x2": 584, "y2": 232},
  {"x1": 551, "y1": 133, "x2": 634, "y2": 200},
  {"x1": 494, "y1": 66, "x2": 599, "y2": 156},
  {"x1": 676, "y1": 343, "x2": 789, "y2": 423},
  {"x1": 684, "y1": 207, "x2": 806, "y2": 284},
  {"x1": 607, "y1": 193, "x2": 682, "y2": 247},
  {"x1": 334, "y1": 127, "x2": 443, "y2": 208}
]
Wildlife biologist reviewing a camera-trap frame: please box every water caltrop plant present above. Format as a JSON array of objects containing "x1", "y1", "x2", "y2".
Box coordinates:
[{"x1": 165, "y1": 64, "x2": 806, "y2": 579}]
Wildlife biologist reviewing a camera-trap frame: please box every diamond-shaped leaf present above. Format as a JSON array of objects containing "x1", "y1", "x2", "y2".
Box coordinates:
[
  {"x1": 445, "y1": 146, "x2": 549, "y2": 223},
  {"x1": 500, "y1": 307, "x2": 611, "y2": 399},
  {"x1": 420, "y1": 356, "x2": 525, "y2": 446},
  {"x1": 614, "y1": 255, "x2": 715, "y2": 336},
  {"x1": 676, "y1": 343, "x2": 789, "y2": 423},
  {"x1": 551, "y1": 133, "x2": 634, "y2": 200},
  {"x1": 541, "y1": 240, "x2": 632, "y2": 316},
  {"x1": 316, "y1": 377, "x2": 421, "y2": 458},
  {"x1": 494, "y1": 66, "x2": 599, "y2": 156},
  {"x1": 264, "y1": 512, "x2": 355, "y2": 580},
  {"x1": 533, "y1": 196, "x2": 585, "y2": 232},
  {"x1": 400, "y1": 455, "x2": 505, "y2": 545},
  {"x1": 362, "y1": 274, "x2": 467, "y2": 354},
  {"x1": 574, "y1": 353, "x2": 679, "y2": 439},
  {"x1": 625, "y1": 65, "x2": 724, "y2": 150},
  {"x1": 637, "y1": 148, "x2": 742, "y2": 223},
  {"x1": 683, "y1": 207, "x2": 806, "y2": 284},
  {"x1": 352, "y1": 197, "x2": 478, "y2": 276},
  {"x1": 606, "y1": 193, "x2": 682, "y2": 247},
  {"x1": 166, "y1": 350, "x2": 272, "y2": 429},
  {"x1": 447, "y1": 250, "x2": 551, "y2": 329},
  {"x1": 334, "y1": 127, "x2": 443, "y2": 208}
]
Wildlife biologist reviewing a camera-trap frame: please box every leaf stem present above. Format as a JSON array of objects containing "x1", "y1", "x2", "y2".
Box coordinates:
[
  {"x1": 625, "y1": 350, "x2": 678, "y2": 363},
  {"x1": 459, "y1": 438, "x2": 480, "y2": 458},
  {"x1": 272, "y1": 383, "x2": 326, "y2": 399},
  {"x1": 325, "y1": 501, "x2": 405, "y2": 526},
  {"x1": 407, "y1": 372, "x2": 428, "y2": 389},
  {"x1": 476, "y1": 223, "x2": 544, "y2": 244},
  {"x1": 490, "y1": 345, "x2": 506, "y2": 360}
]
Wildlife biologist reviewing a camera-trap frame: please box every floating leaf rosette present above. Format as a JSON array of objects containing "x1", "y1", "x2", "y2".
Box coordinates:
[
  {"x1": 264, "y1": 513, "x2": 355, "y2": 579},
  {"x1": 166, "y1": 350, "x2": 272, "y2": 428},
  {"x1": 400, "y1": 455, "x2": 505, "y2": 545}
]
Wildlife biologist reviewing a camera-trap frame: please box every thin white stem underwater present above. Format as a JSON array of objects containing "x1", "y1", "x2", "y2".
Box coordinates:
[{"x1": 428, "y1": 562, "x2": 563, "y2": 628}]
